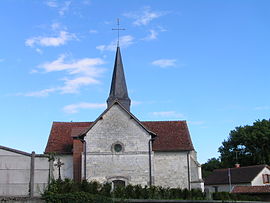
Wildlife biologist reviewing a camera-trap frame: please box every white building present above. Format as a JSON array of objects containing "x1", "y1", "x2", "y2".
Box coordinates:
[
  {"x1": 204, "y1": 164, "x2": 270, "y2": 193},
  {"x1": 45, "y1": 46, "x2": 204, "y2": 190}
]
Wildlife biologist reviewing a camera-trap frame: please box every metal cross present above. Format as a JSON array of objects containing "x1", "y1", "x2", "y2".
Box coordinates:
[
  {"x1": 112, "y1": 18, "x2": 125, "y2": 47},
  {"x1": 54, "y1": 158, "x2": 64, "y2": 180}
]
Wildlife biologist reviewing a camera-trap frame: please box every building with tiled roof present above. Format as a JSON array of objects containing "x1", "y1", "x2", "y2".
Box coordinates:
[
  {"x1": 45, "y1": 45, "x2": 203, "y2": 190},
  {"x1": 204, "y1": 165, "x2": 270, "y2": 194},
  {"x1": 232, "y1": 185, "x2": 270, "y2": 201}
]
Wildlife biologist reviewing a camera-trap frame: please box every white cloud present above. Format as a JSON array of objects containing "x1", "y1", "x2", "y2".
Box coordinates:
[
  {"x1": 59, "y1": 1, "x2": 71, "y2": 16},
  {"x1": 18, "y1": 87, "x2": 57, "y2": 97},
  {"x1": 44, "y1": 0, "x2": 71, "y2": 16},
  {"x1": 152, "y1": 111, "x2": 184, "y2": 118},
  {"x1": 60, "y1": 76, "x2": 100, "y2": 94},
  {"x1": 254, "y1": 106, "x2": 270, "y2": 110},
  {"x1": 96, "y1": 35, "x2": 134, "y2": 51},
  {"x1": 89, "y1": 29, "x2": 98, "y2": 34},
  {"x1": 157, "y1": 25, "x2": 167, "y2": 32},
  {"x1": 143, "y1": 29, "x2": 158, "y2": 41},
  {"x1": 124, "y1": 7, "x2": 165, "y2": 26},
  {"x1": 63, "y1": 102, "x2": 106, "y2": 114},
  {"x1": 45, "y1": 0, "x2": 58, "y2": 8},
  {"x1": 40, "y1": 54, "x2": 104, "y2": 75},
  {"x1": 151, "y1": 59, "x2": 177, "y2": 68},
  {"x1": 25, "y1": 31, "x2": 76, "y2": 47},
  {"x1": 82, "y1": 0, "x2": 91, "y2": 5},
  {"x1": 51, "y1": 22, "x2": 62, "y2": 30},
  {"x1": 131, "y1": 100, "x2": 142, "y2": 106},
  {"x1": 19, "y1": 55, "x2": 105, "y2": 97},
  {"x1": 35, "y1": 48, "x2": 43, "y2": 54}
]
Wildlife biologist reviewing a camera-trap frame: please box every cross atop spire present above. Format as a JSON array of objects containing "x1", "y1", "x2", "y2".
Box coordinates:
[
  {"x1": 112, "y1": 18, "x2": 125, "y2": 47},
  {"x1": 107, "y1": 19, "x2": 131, "y2": 111}
]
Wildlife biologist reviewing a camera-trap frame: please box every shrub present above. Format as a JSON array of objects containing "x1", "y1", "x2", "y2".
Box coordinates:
[
  {"x1": 43, "y1": 179, "x2": 208, "y2": 201},
  {"x1": 43, "y1": 192, "x2": 112, "y2": 203}
]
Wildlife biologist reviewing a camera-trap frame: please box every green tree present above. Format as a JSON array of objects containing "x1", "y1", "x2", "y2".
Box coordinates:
[
  {"x1": 202, "y1": 158, "x2": 221, "y2": 178},
  {"x1": 218, "y1": 119, "x2": 270, "y2": 168}
]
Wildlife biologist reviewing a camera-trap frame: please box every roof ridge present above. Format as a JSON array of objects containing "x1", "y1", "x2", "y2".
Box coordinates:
[
  {"x1": 234, "y1": 185, "x2": 270, "y2": 188},
  {"x1": 52, "y1": 121, "x2": 188, "y2": 124},
  {"x1": 53, "y1": 121, "x2": 93, "y2": 123},
  {"x1": 214, "y1": 164, "x2": 268, "y2": 171},
  {"x1": 76, "y1": 100, "x2": 157, "y2": 138},
  {"x1": 142, "y1": 120, "x2": 187, "y2": 123}
]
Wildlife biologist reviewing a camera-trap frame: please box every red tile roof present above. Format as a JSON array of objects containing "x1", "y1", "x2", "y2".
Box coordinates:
[
  {"x1": 232, "y1": 185, "x2": 270, "y2": 194},
  {"x1": 204, "y1": 165, "x2": 268, "y2": 185},
  {"x1": 45, "y1": 122, "x2": 92, "y2": 154},
  {"x1": 45, "y1": 120, "x2": 194, "y2": 154},
  {"x1": 143, "y1": 121, "x2": 194, "y2": 151}
]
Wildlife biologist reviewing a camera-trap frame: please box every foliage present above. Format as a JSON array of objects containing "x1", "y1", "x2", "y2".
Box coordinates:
[
  {"x1": 219, "y1": 119, "x2": 270, "y2": 167},
  {"x1": 43, "y1": 179, "x2": 106, "y2": 196},
  {"x1": 42, "y1": 179, "x2": 206, "y2": 201},
  {"x1": 43, "y1": 180, "x2": 260, "y2": 202},
  {"x1": 111, "y1": 185, "x2": 205, "y2": 200},
  {"x1": 212, "y1": 192, "x2": 261, "y2": 201},
  {"x1": 202, "y1": 157, "x2": 222, "y2": 178},
  {"x1": 43, "y1": 192, "x2": 112, "y2": 203},
  {"x1": 47, "y1": 152, "x2": 58, "y2": 162}
]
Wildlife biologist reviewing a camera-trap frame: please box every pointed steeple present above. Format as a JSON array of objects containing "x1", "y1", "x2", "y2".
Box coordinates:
[{"x1": 107, "y1": 46, "x2": 131, "y2": 111}]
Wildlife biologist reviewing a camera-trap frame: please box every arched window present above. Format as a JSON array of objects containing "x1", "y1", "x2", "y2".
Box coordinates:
[{"x1": 112, "y1": 180, "x2": 125, "y2": 189}]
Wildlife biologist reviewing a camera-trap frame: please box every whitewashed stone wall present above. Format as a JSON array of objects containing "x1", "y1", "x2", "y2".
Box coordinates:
[
  {"x1": 85, "y1": 104, "x2": 152, "y2": 185},
  {"x1": 205, "y1": 183, "x2": 250, "y2": 193},
  {"x1": 252, "y1": 167, "x2": 270, "y2": 185},
  {"x1": 33, "y1": 156, "x2": 50, "y2": 196},
  {"x1": 154, "y1": 151, "x2": 189, "y2": 188},
  {"x1": 0, "y1": 149, "x2": 31, "y2": 196},
  {"x1": 189, "y1": 151, "x2": 204, "y2": 190},
  {"x1": 0, "y1": 147, "x2": 50, "y2": 197},
  {"x1": 52, "y1": 155, "x2": 73, "y2": 180}
]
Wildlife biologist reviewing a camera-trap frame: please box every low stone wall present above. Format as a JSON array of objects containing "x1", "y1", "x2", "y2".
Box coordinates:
[
  {"x1": 121, "y1": 200, "x2": 264, "y2": 203},
  {"x1": 0, "y1": 197, "x2": 265, "y2": 203},
  {"x1": 0, "y1": 196, "x2": 45, "y2": 203},
  {"x1": 0, "y1": 146, "x2": 50, "y2": 197}
]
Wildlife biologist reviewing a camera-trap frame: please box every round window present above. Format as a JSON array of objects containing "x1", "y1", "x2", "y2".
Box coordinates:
[{"x1": 114, "y1": 143, "x2": 123, "y2": 152}]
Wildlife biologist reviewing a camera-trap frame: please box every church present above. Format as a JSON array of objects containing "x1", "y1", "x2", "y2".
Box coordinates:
[{"x1": 45, "y1": 45, "x2": 204, "y2": 190}]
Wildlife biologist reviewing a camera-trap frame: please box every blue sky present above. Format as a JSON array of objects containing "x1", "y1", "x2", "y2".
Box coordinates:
[{"x1": 0, "y1": 0, "x2": 270, "y2": 163}]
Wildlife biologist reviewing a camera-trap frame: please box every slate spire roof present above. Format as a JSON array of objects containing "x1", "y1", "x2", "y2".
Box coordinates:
[{"x1": 107, "y1": 46, "x2": 131, "y2": 111}]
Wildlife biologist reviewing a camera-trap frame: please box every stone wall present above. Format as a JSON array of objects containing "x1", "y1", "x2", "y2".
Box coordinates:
[
  {"x1": 154, "y1": 151, "x2": 189, "y2": 189},
  {"x1": 52, "y1": 155, "x2": 73, "y2": 180},
  {"x1": 205, "y1": 183, "x2": 250, "y2": 193},
  {"x1": 252, "y1": 167, "x2": 270, "y2": 185},
  {"x1": 85, "y1": 104, "x2": 152, "y2": 185},
  {"x1": 0, "y1": 146, "x2": 50, "y2": 197},
  {"x1": 189, "y1": 151, "x2": 204, "y2": 190}
]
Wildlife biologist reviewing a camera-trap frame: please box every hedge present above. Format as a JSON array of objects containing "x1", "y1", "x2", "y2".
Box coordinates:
[
  {"x1": 42, "y1": 179, "x2": 261, "y2": 202},
  {"x1": 43, "y1": 192, "x2": 112, "y2": 203}
]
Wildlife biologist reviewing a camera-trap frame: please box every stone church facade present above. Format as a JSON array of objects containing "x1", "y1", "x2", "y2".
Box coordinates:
[{"x1": 45, "y1": 46, "x2": 204, "y2": 190}]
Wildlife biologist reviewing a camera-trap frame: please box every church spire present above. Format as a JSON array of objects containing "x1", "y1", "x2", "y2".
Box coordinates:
[{"x1": 106, "y1": 46, "x2": 131, "y2": 111}]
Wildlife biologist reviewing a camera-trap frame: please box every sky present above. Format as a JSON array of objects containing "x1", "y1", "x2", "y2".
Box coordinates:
[{"x1": 0, "y1": 0, "x2": 270, "y2": 164}]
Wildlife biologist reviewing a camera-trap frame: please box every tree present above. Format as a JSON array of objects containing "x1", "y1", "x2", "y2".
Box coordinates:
[
  {"x1": 202, "y1": 157, "x2": 221, "y2": 178},
  {"x1": 218, "y1": 119, "x2": 270, "y2": 168}
]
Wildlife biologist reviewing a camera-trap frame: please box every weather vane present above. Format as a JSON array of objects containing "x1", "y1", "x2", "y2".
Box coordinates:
[{"x1": 112, "y1": 18, "x2": 125, "y2": 47}]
